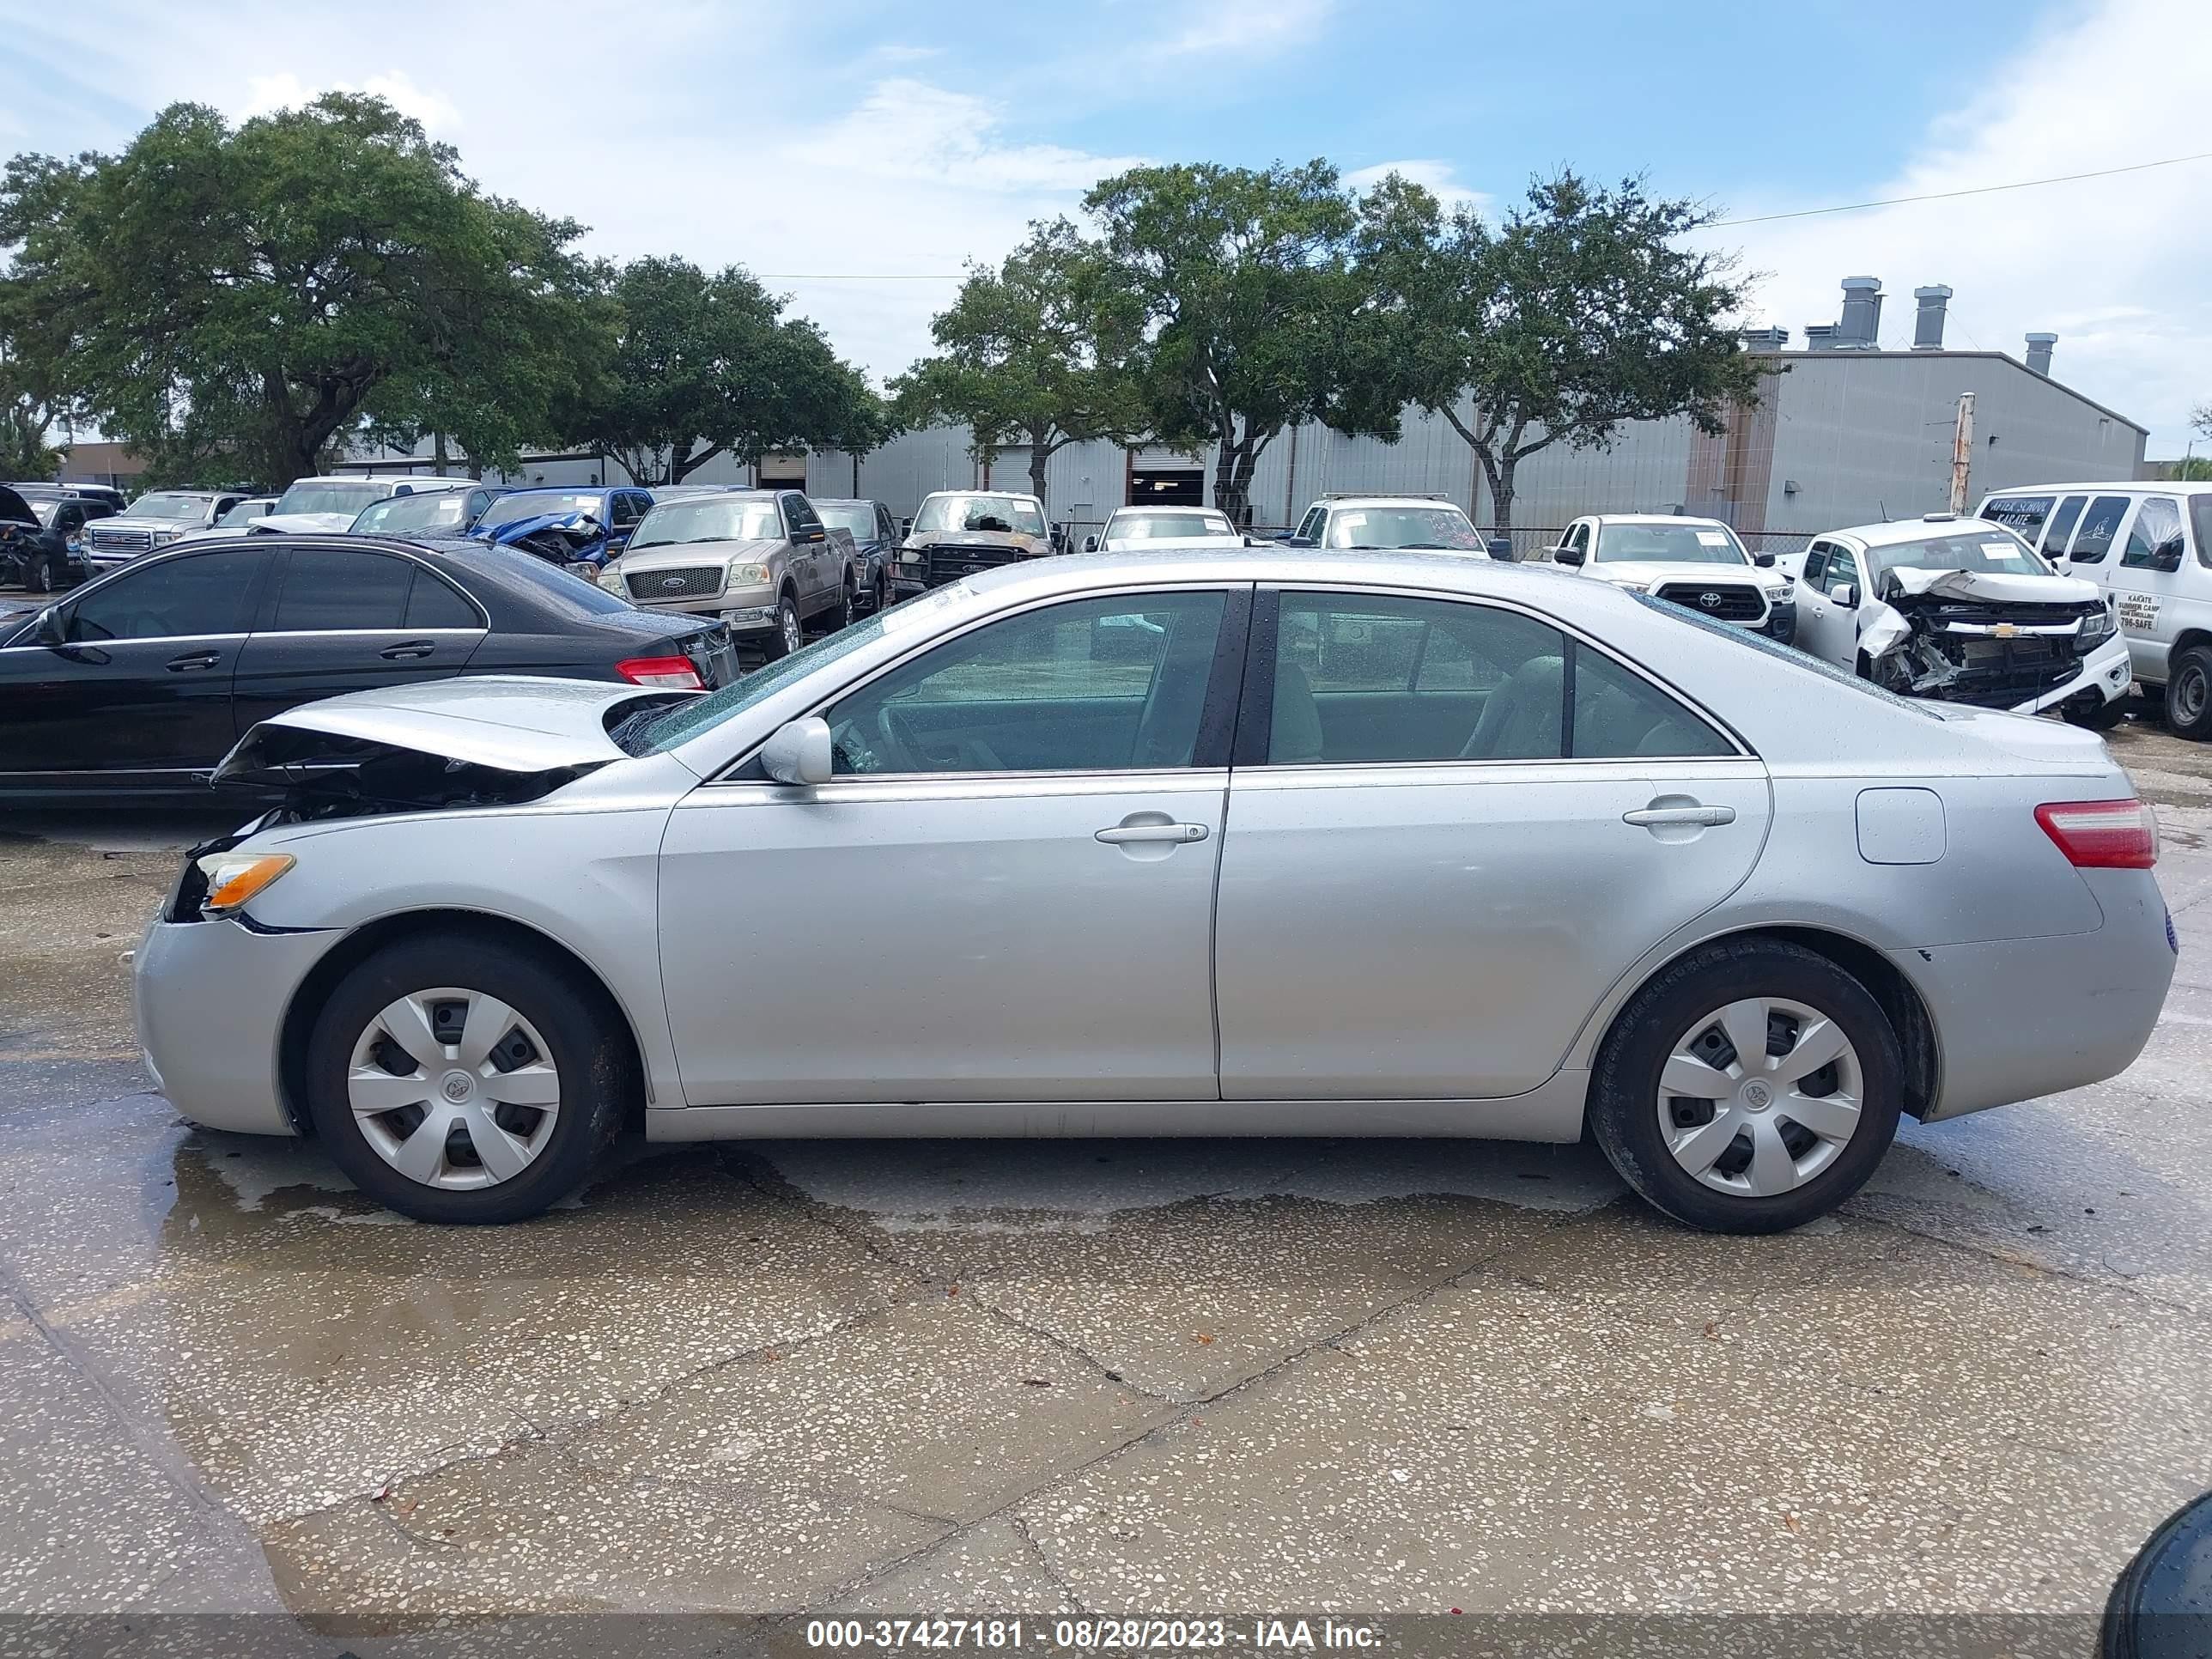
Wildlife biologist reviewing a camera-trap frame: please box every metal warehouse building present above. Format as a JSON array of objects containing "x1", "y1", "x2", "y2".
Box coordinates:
[{"x1": 356, "y1": 276, "x2": 2148, "y2": 550}]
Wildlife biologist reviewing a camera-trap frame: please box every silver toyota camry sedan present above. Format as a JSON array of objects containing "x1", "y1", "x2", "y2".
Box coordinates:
[{"x1": 135, "y1": 550, "x2": 2178, "y2": 1231}]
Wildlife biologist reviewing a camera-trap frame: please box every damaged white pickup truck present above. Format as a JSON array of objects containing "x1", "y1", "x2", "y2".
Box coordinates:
[{"x1": 1784, "y1": 515, "x2": 2131, "y2": 727}]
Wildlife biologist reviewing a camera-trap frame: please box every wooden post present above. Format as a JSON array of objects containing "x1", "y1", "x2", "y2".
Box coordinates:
[{"x1": 1949, "y1": 392, "x2": 1975, "y2": 515}]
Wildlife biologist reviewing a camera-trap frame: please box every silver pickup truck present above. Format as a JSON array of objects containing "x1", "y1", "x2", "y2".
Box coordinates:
[{"x1": 597, "y1": 489, "x2": 861, "y2": 659}]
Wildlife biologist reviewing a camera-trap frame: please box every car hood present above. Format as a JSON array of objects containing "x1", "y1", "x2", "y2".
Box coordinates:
[
  {"x1": 1589, "y1": 560, "x2": 1785, "y2": 591},
  {"x1": 613, "y1": 537, "x2": 783, "y2": 574},
  {"x1": 210, "y1": 674, "x2": 682, "y2": 783},
  {"x1": 1884, "y1": 565, "x2": 2100, "y2": 605},
  {"x1": 254, "y1": 511, "x2": 359, "y2": 536},
  {"x1": 909, "y1": 528, "x2": 1048, "y2": 554}
]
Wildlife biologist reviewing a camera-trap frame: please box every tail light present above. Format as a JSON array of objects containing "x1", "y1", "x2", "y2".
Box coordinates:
[
  {"x1": 2035, "y1": 799, "x2": 2157, "y2": 869},
  {"x1": 616, "y1": 654, "x2": 702, "y2": 690}
]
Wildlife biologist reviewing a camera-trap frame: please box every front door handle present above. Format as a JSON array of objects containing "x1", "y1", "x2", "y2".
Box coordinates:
[
  {"x1": 165, "y1": 651, "x2": 222, "y2": 672},
  {"x1": 380, "y1": 640, "x2": 437, "y2": 660},
  {"x1": 1625, "y1": 804, "x2": 1736, "y2": 828},
  {"x1": 1096, "y1": 822, "x2": 1209, "y2": 845}
]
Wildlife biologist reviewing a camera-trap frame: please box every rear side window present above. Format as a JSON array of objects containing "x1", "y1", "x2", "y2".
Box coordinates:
[
  {"x1": 2068, "y1": 495, "x2": 2130, "y2": 565},
  {"x1": 2195, "y1": 498, "x2": 2212, "y2": 571},
  {"x1": 406, "y1": 570, "x2": 482, "y2": 629},
  {"x1": 68, "y1": 550, "x2": 263, "y2": 641},
  {"x1": 1573, "y1": 647, "x2": 1731, "y2": 759},
  {"x1": 270, "y1": 548, "x2": 413, "y2": 630},
  {"x1": 2121, "y1": 496, "x2": 2182, "y2": 568}
]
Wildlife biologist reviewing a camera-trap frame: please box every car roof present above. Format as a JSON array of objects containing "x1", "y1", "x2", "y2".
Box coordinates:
[
  {"x1": 1316, "y1": 496, "x2": 1469, "y2": 509},
  {"x1": 1822, "y1": 517, "x2": 2039, "y2": 550},
  {"x1": 921, "y1": 489, "x2": 1040, "y2": 501},
  {"x1": 947, "y1": 546, "x2": 1577, "y2": 605},
  {"x1": 1981, "y1": 481, "x2": 2212, "y2": 497},
  {"x1": 1585, "y1": 514, "x2": 1735, "y2": 529}
]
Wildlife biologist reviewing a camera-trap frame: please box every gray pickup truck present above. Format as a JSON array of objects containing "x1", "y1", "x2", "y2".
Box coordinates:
[{"x1": 597, "y1": 489, "x2": 861, "y2": 659}]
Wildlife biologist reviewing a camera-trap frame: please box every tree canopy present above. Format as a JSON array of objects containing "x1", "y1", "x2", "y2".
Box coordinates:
[
  {"x1": 0, "y1": 94, "x2": 592, "y2": 487},
  {"x1": 893, "y1": 218, "x2": 1144, "y2": 506},
  {"x1": 568, "y1": 256, "x2": 889, "y2": 487},
  {"x1": 1374, "y1": 170, "x2": 1763, "y2": 534},
  {"x1": 1082, "y1": 160, "x2": 1425, "y2": 524}
]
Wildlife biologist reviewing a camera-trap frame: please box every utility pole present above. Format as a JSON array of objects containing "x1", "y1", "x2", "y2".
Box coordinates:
[{"x1": 1948, "y1": 392, "x2": 1975, "y2": 514}]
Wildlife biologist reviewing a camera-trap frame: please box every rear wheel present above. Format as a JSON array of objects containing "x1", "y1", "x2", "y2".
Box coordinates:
[
  {"x1": 824, "y1": 577, "x2": 856, "y2": 634},
  {"x1": 305, "y1": 933, "x2": 629, "y2": 1224},
  {"x1": 1587, "y1": 939, "x2": 1903, "y2": 1234},
  {"x1": 868, "y1": 568, "x2": 890, "y2": 614},
  {"x1": 2166, "y1": 646, "x2": 2212, "y2": 741}
]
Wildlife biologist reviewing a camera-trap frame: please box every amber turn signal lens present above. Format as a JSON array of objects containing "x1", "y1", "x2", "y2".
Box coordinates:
[{"x1": 198, "y1": 853, "x2": 296, "y2": 914}]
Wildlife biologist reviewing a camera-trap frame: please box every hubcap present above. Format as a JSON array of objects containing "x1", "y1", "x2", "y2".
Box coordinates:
[
  {"x1": 782, "y1": 607, "x2": 802, "y2": 653},
  {"x1": 347, "y1": 988, "x2": 561, "y2": 1190},
  {"x1": 2180, "y1": 669, "x2": 2208, "y2": 724},
  {"x1": 1654, "y1": 996, "x2": 1863, "y2": 1198}
]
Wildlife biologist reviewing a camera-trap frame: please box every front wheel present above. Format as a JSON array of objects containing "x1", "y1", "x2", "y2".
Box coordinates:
[
  {"x1": 2063, "y1": 690, "x2": 2128, "y2": 731},
  {"x1": 304, "y1": 932, "x2": 630, "y2": 1224},
  {"x1": 1587, "y1": 938, "x2": 1904, "y2": 1234},
  {"x1": 762, "y1": 591, "x2": 804, "y2": 660},
  {"x1": 2166, "y1": 646, "x2": 2212, "y2": 741}
]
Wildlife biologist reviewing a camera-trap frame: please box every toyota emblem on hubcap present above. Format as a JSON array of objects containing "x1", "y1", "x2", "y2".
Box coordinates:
[
  {"x1": 1698, "y1": 591, "x2": 1722, "y2": 609},
  {"x1": 1741, "y1": 1079, "x2": 1773, "y2": 1109},
  {"x1": 441, "y1": 1072, "x2": 472, "y2": 1102}
]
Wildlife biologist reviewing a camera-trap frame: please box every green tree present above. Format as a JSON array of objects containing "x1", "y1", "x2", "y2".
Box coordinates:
[
  {"x1": 0, "y1": 94, "x2": 591, "y2": 488},
  {"x1": 566, "y1": 256, "x2": 883, "y2": 487},
  {"x1": 1376, "y1": 170, "x2": 1763, "y2": 538},
  {"x1": 0, "y1": 278, "x2": 72, "y2": 478},
  {"x1": 1083, "y1": 160, "x2": 1425, "y2": 524},
  {"x1": 893, "y1": 219, "x2": 1144, "y2": 507}
]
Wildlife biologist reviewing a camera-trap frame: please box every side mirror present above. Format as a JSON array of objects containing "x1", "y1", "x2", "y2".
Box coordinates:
[
  {"x1": 761, "y1": 716, "x2": 833, "y2": 786},
  {"x1": 33, "y1": 605, "x2": 66, "y2": 647},
  {"x1": 2154, "y1": 534, "x2": 2185, "y2": 572},
  {"x1": 1485, "y1": 537, "x2": 1514, "y2": 562},
  {"x1": 1831, "y1": 582, "x2": 1858, "y2": 609},
  {"x1": 1283, "y1": 535, "x2": 1317, "y2": 548},
  {"x1": 798, "y1": 525, "x2": 826, "y2": 544},
  {"x1": 1753, "y1": 550, "x2": 1776, "y2": 568},
  {"x1": 1082, "y1": 534, "x2": 1098, "y2": 553},
  {"x1": 1553, "y1": 545, "x2": 1585, "y2": 567},
  {"x1": 899, "y1": 518, "x2": 914, "y2": 538}
]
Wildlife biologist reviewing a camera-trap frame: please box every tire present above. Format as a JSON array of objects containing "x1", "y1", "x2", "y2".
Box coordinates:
[
  {"x1": 304, "y1": 931, "x2": 631, "y2": 1224},
  {"x1": 24, "y1": 556, "x2": 50, "y2": 595},
  {"x1": 868, "y1": 568, "x2": 890, "y2": 615},
  {"x1": 825, "y1": 577, "x2": 856, "y2": 634},
  {"x1": 762, "y1": 590, "x2": 804, "y2": 660},
  {"x1": 2063, "y1": 690, "x2": 2128, "y2": 731},
  {"x1": 1586, "y1": 938, "x2": 1904, "y2": 1235},
  {"x1": 2166, "y1": 645, "x2": 2212, "y2": 742}
]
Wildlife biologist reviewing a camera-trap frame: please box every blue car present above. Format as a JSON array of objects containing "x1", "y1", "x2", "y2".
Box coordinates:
[{"x1": 470, "y1": 485, "x2": 657, "y2": 572}]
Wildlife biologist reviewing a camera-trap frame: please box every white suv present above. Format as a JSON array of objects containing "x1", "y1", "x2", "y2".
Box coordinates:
[{"x1": 1977, "y1": 483, "x2": 2212, "y2": 738}]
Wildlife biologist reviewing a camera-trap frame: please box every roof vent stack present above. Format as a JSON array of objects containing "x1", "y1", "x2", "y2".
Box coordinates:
[
  {"x1": 1838, "y1": 276, "x2": 1884, "y2": 349},
  {"x1": 2025, "y1": 332, "x2": 2057, "y2": 375},
  {"x1": 1739, "y1": 326, "x2": 1790, "y2": 352},
  {"x1": 1804, "y1": 324, "x2": 1838, "y2": 352},
  {"x1": 1911, "y1": 285, "x2": 1952, "y2": 351}
]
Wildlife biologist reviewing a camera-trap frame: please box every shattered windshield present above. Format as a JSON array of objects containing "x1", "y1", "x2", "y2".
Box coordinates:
[
  {"x1": 1595, "y1": 523, "x2": 1749, "y2": 565},
  {"x1": 912, "y1": 495, "x2": 1047, "y2": 538},
  {"x1": 1876, "y1": 529, "x2": 2047, "y2": 579}
]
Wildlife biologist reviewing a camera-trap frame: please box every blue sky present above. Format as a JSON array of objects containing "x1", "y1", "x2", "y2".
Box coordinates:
[{"x1": 3, "y1": 0, "x2": 2208, "y2": 451}]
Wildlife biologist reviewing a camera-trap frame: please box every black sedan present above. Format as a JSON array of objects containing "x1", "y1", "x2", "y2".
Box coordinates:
[{"x1": 0, "y1": 532, "x2": 740, "y2": 803}]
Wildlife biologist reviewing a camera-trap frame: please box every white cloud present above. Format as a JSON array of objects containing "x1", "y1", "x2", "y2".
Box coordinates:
[
  {"x1": 1162, "y1": 0, "x2": 1334, "y2": 57},
  {"x1": 240, "y1": 69, "x2": 461, "y2": 131},
  {"x1": 1344, "y1": 159, "x2": 1491, "y2": 216},
  {"x1": 1701, "y1": 0, "x2": 2212, "y2": 452}
]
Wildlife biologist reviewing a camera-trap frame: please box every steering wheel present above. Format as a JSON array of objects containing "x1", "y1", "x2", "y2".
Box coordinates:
[{"x1": 872, "y1": 705, "x2": 921, "y2": 773}]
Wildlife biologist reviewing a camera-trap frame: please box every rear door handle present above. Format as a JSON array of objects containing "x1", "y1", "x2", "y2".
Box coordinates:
[
  {"x1": 380, "y1": 640, "x2": 437, "y2": 660},
  {"x1": 165, "y1": 651, "x2": 222, "y2": 672},
  {"x1": 1625, "y1": 805, "x2": 1736, "y2": 828},
  {"x1": 1096, "y1": 823, "x2": 1209, "y2": 845}
]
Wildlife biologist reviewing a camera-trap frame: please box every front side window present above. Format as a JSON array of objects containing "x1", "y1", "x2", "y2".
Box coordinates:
[
  {"x1": 1802, "y1": 544, "x2": 1832, "y2": 585},
  {"x1": 1294, "y1": 507, "x2": 1327, "y2": 543},
  {"x1": 270, "y1": 548, "x2": 414, "y2": 630},
  {"x1": 629, "y1": 497, "x2": 786, "y2": 549},
  {"x1": 610, "y1": 493, "x2": 644, "y2": 529},
  {"x1": 1825, "y1": 550, "x2": 1862, "y2": 598},
  {"x1": 2121, "y1": 496, "x2": 2183, "y2": 568},
  {"x1": 1593, "y1": 522, "x2": 1749, "y2": 566},
  {"x1": 1563, "y1": 523, "x2": 1592, "y2": 556},
  {"x1": 2040, "y1": 495, "x2": 2087, "y2": 559},
  {"x1": 2069, "y1": 495, "x2": 2130, "y2": 565},
  {"x1": 824, "y1": 592, "x2": 1228, "y2": 776},
  {"x1": 67, "y1": 550, "x2": 262, "y2": 641}
]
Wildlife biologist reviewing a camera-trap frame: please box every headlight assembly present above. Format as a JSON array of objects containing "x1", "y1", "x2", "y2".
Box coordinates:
[
  {"x1": 727, "y1": 562, "x2": 773, "y2": 586},
  {"x1": 197, "y1": 852, "x2": 295, "y2": 915}
]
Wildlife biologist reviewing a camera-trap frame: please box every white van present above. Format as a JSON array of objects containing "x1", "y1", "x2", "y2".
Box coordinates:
[{"x1": 1975, "y1": 483, "x2": 2212, "y2": 738}]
